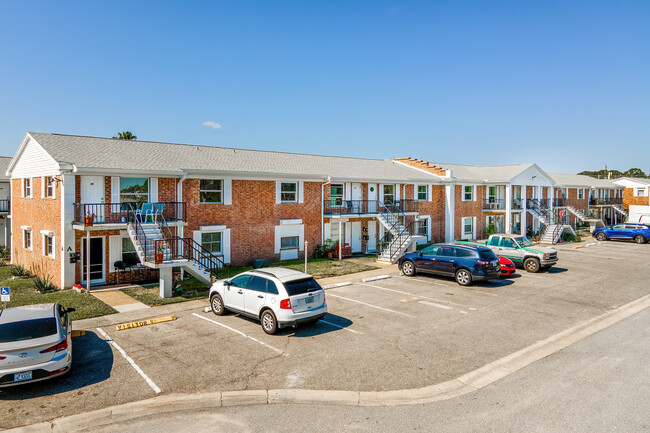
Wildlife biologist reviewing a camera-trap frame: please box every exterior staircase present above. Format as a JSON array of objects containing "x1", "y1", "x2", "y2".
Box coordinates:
[
  {"x1": 539, "y1": 224, "x2": 576, "y2": 244},
  {"x1": 376, "y1": 205, "x2": 421, "y2": 264},
  {"x1": 126, "y1": 216, "x2": 225, "y2": 286},
  {"x1": 565, "y1": 206, "x2": 588, "y2": 222},
  {"x1": 612, "y1": 204, "x2": 628, "y2": 218}
]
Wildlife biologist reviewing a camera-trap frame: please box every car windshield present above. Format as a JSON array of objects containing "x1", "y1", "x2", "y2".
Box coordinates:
[
  {"x1": 283, "y1": 278, "x2": 322, "y2": 296},
  {"x1": 515, "y1": 237, "x2": 533, "y2": 247},
  {"x1": 0, "y1": 318, "x2": 58, "y2": 343}
]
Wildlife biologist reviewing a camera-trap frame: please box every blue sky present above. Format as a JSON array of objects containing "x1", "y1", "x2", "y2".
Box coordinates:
[{"x1": 1, "y1": 1, "x2": 648, "y2": 173}]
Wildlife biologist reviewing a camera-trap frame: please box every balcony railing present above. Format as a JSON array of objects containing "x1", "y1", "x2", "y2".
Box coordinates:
[
  {"x1": 589, "y1": 197, "x2": 623, "y2": 206},
  {"x1": 482, "y1": 199, "x2": 505, "y2": 210},
  {"x1": 511, "y1": 198, "x2": 522, "y2": 209},
  {"x1": 527, "y1": 199, "x2": 550, "y2": 209},
  {"x1": 323, "y1": 199, "x2": 418, "y2": 216},
  {"x1": 0, "y1": 199, "x2": 9, "y2": 213},
  {"x1": 73, "y1": 202, "x2": 186, "y2": 225},
  {"x1": 552, "y1": 198, "x2": 566, "y2": 207}
]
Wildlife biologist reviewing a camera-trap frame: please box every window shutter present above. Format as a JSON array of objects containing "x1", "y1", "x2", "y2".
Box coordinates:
[
  {"x1": 379, "y1": 185, "x2": 384, "y2": 203},
  {"x1": 51, "y1": 236, "x2": 56, "y2": 259},
  {"x1": 109, "y1": 235, "x2": 122, "y2": 273},
  {"x1": 413, "y1": 184, "x2": 417, "y2": 201},
  {"x1": 428, "y1": 184, "x2": 433, "y2": 202},
  {"x1": 111, "y1": 177, "x2": 120, "y2": 203},
  {"x1": 274, "y1": 226, "x2": 281, "y2": 253},
  {"x1": 395, "y1": 184, "x2": 400, "y2": 201},
  {"x1": 223, "y1": 229, "x2": 231, "y2": 264},
  {"x1": 324, "y1": 223, "x2": 331, "y2": 243},
  {"x1": 149, "y1": 178, "x2": 158, "y2": 203},
  {"x1": 298, "y1": 181, "x2": 304, "y2": 203},
  {"x1": 275, "y1": 181, "x2": 281, "y2": 204},
  {"x1": 224, "y1": 178, "x2": 232, "y2": 205},
  {"x1": 298, "y1": 224, "x2": 305, "y2": 251}
]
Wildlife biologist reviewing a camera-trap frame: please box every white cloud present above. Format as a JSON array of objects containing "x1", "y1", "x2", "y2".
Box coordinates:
[{"x1": 202, "y1": 121, "x2": 223, "y2": 129}]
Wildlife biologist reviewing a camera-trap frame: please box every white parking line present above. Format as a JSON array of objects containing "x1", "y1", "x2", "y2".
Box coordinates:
[
  {"x1": 357, "y1": 282, "x2": 467, "y2": 309},
  {"x1": 319, "y1": 319, "x2": 361, "y2": 334},
  {"x1": 418, "y1": 300, "x2": 453, "y2": 310},
  {"x1": 395, "y1": 275, "x2": 452, "y2": 287},
  {"x1": 192, "y1": 313, "x2": 287, "y2": 356},
  {"x1": 327, "y1": 294, "x2": 414, "y2": 317},
  {"x1": 96, "y1": 327, "x2": 161, "y2": 394},
  {"x1": 395, "y1": 275, "x2": 497, "y2": 296}
]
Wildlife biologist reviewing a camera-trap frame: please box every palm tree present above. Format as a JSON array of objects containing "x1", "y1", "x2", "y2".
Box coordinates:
[{"x1": 112, "y1": 131, "x2": 137, "y2": 140}]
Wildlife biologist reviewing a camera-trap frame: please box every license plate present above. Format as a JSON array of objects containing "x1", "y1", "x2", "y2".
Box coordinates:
[
  {"x1": 305, "y1": 296, "x2": 314, "y2": 304},
  {"x1": 14, "y1": 371, "x2": 32, "y2": 382}
]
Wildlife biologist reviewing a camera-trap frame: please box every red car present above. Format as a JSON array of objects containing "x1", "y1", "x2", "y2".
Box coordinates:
[{"x1": 499, "y1": 256, "x2": 516, "y2": 276}]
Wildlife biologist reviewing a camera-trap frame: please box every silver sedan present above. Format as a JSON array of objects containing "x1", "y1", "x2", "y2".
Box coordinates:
[{"x1": 0, "y1": 303, "x2": 74, "y2": 387}]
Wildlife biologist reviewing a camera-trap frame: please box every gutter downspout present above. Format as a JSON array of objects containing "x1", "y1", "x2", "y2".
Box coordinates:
[{"x1": 321, "y1": 177, "x2": 331, "y2": 244}]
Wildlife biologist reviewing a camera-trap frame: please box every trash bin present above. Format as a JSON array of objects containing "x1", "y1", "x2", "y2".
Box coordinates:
[{"x1": 253, "y1": 259, "x2": 269, "y2": 269}]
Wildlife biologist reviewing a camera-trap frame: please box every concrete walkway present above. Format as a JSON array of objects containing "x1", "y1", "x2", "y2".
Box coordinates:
[{"x1": 91, "y1": 289, "x2": 150, "y2": 313}]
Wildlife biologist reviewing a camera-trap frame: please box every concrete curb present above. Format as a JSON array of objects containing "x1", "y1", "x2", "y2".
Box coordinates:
[{"x1": 13, "y1": 293, "x2": 650, "y2": 432}]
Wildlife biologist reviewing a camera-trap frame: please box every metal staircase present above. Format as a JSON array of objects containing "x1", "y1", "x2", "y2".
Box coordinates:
[
  {"x1": 539, "y1": 224, "x2": 576, "y2": 244},
  {"x1": 375, "y1": 202, "x2": 422, "y2": 263},
  {"x1": 612, "y1": 204, "x2": 628, "y2": 218},
  {"x1": 565, "y1": 206, "x2": 588, "y2": 222},
  {"x1": 126, "y1": 211, "x2": 226, "y2": 285}
]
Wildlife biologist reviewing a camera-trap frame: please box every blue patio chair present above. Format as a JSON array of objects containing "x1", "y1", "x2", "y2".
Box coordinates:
[
  {"x1": 153, "y1": 203, "x2": 164, "y2": 221},
  {"x1": 136, "y1": 203, "x2": 154, "y2": 223}
]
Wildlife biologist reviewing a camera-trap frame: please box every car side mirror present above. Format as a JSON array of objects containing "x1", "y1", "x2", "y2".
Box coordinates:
[
  {"x1": 418, "y1": 251, "x2": 423, "y2": 256},
  {"x1": 66, "y1": 307, "x2": 76, "y2": 313}
]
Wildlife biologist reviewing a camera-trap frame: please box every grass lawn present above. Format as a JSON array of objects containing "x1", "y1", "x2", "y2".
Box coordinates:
[
  {"x1": 0, "y1": 266, "x2": 117, "y2": 320},
  {"x1": 122, "y1": 256, "x2": 380, "y2": 307}
]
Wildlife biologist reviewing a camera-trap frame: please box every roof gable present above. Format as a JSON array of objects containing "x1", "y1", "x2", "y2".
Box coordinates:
[{"x1": 7, "y1": 133, "x2": 60, "y2": 178}]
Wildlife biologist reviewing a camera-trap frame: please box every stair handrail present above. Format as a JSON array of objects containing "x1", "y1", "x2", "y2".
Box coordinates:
[
  {"x1": 175, "y1": 236, "x2": 228, "y2": 280},
  {"x1": 126, "y1": 207, "x2": 153, "y2": 261},
  {"x1": 389, "y1": 221, "x2": 414, "y2": 260},
  {"x1": 552, "y1": 224, "x2": 563, "y2": 244}
]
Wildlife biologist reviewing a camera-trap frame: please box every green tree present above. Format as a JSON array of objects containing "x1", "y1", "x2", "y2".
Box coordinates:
[
  {"x1": 112, "y1": 131, "x2": 137, "y2": 140},
  {"x1": 623, "y1": 167, "x2": 646, "y2": 178}
]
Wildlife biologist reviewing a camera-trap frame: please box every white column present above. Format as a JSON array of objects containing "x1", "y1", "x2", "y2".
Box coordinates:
[
  {"x1": 521, "y1": 185, "x2": 527, "y2": 234},
  {"x1": 159, "y1": 267, "x2": 173, "y2": 298},
  {"x1": 445, "y1": 184, "x2": 455, "y2": 242},
  {"x1": 505, "y1": 185, "x2": 512, "y2": 234},
  {"x1": 338, "y1": 219, "x2": 342, "y2": 260}
]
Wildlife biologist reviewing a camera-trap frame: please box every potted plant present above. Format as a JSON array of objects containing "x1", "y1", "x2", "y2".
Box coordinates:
[
  {"x1": 154, "y1": 241, "x2": 165, "y2": 264},
  {"x1": 85, "y1": 212, "x2": 95, "y2": 226}
]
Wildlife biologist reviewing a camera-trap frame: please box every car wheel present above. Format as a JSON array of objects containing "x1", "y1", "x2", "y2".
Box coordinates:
[
  {"x1": 455, "y1": 269, "x2": 472, "y2": 286},
  {"x1": 261, "y1": 310, "x2": 278, "y2": 335},
  {"x1": 401, "y1": 260, "x2": 415, "y2": 276},
  {"x1": 634, "y1": 234, "x2": 646, "y2": 244},
  {"x1": 210, "y1": 293, "x2": 226, "y2": 316},
  {"x1": 596, "y1": 232, "x2": 607, "y2": 241},
  {"x1": 524, "y1": 258, "x2": 540, "y2": 273}
]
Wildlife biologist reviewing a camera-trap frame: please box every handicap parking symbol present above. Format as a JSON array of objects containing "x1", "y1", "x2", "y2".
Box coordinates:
[{"x1": 1, "y1": 287, "x2": 9, "y2": 302}]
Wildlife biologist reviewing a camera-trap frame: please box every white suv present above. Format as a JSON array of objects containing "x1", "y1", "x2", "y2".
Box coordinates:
[{"x1": 209, "y1": 267, "x2": 328, "y2": 335}]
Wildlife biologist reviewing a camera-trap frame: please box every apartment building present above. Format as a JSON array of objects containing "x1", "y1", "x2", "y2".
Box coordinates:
[{"x1": 7, "y1": 132, "x2": 443, "y2": 296}]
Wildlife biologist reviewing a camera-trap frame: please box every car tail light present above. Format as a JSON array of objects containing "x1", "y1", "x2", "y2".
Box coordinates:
[
  {"x1": 0, "y1": 356, "x2": 5, "y2": 360},
  {"x1": 477, "y1": 260, "x2": 490, "y2": 266},
  {"x1": 280, "y1": 299, "x2": 291, "y2": 309},
  {"x1": 40, "y1": 339, "x2": 68, "y2": 354}
]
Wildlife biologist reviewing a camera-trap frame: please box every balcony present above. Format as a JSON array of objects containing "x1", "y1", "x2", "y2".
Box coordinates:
[
  {"x1": 323, "y1": 200, "x2": 418, "y2": 216},
  {"x1": 482, "y1": 199, "x2": 505, "y2": 210},
  {"x1": 511, "y1": 198, "x2": 522, "y2": 209},
  {"x1": 589, "y1": 197, "x2": 623, "y2": 206},
  {"x1": 552, "y1": 198, "x2": 566, "y2": 207},
  {"x1": 0, "y1": 199, "x2": 9, "y2": 213},
  {"x1": 73, "y1": 202, "x2": 186, "y2": 226},
  {"x1": 527, "y1": 199, "x2": 550, "y2": 209}
]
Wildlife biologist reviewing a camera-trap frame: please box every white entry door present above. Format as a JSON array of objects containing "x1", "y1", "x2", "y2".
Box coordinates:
[
  {"x1": 351, "y1": 222, "x2": 362, "y2": 253},
  {"x1": 368, "y1": 183, "x2": 377, "y2": 213},
  {"x1": 367, "y1": 221, "x2": 377, "y2": 252},
  {"x1": 80, "y1": 176, "x2": 106, "y2": 222}
]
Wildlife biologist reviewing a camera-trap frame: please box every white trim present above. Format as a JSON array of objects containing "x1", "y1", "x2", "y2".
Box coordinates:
[
  {"x1": 224, "y1": 178, "x2": 232, "y2": 205},
  {"x1": 109, "y1": 235, "x2": 122, "y2": 273},
  {"x1": 200, "y1": 224, "x2": 227, "y2": 231},
  {"x1": 111, "y1": 177, "x2": 120, "y2": 203},
  {"x1": 280, "y1": 219, "x2": 302, "y2": 225},
  {"x1": 40, "y1": 230, "x2": 54, "y2": 236},
  {"x1": 298, "y1": 181, "x2": 304, "y2": 203},
  {"x1": 20, "y1": 225, "x2": 32, "y2": 230},
  {"x1": 149, "y1": 177, "x2": 158, "y2": 203},
  {"x1": 277, "y1": 181, "x2": 299, "y2": 203}
]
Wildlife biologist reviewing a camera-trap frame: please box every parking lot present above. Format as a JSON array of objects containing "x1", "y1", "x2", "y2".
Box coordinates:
[{"x1": 2, "y1": 240, "x2": 650, "y2": 430}]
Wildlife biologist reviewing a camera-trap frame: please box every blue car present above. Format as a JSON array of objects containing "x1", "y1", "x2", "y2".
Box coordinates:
[
  {"x1": 398, "y1": 243, "x2": 501, "y2": 286},
  {"x1": 592, "y1": 223, "x2": 650, "y2": 244}
]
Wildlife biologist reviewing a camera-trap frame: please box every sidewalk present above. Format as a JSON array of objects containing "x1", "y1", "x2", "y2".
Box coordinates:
[{"x1": 91, "y1": 289, "x2": 150, "y2": 313}]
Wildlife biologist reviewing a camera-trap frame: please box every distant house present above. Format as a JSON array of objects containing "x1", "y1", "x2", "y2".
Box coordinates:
[
  {"x1": 611, "y1": 177, "x2": 650, "y2": 210},
  {"x1": 0, "y1": 156, "x2": 12, "y2": 247}
]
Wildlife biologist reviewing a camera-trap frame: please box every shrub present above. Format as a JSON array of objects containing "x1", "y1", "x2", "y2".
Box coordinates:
[
  {"x1": 10, "y1": 264, "x2": 31, "y2": 278},
  {"x1": 34, "y1": 274, "x2": 58, "y2": 293},
  {"x1": 561, "y1": 232, "x2": 581, "y2": 243},
  {"x1": 313, "y1": 243, "x2": 334, "y2": 259}
]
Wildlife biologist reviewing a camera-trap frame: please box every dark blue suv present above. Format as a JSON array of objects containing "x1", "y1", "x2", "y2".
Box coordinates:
[
  {"x1": 398, "y1": 243, "x2": 501, "y2": 286},
  {"x1": 592, "y1": 223, "x2": 650, "y2": 244}
]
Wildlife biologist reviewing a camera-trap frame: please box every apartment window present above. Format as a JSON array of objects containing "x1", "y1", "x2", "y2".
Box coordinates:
[
  {"x1": 120, "y1": 177, "x2": 149, "y2": 205},
  {"x1": 577, "y1": 188, "x2": 584, "y2": 200},
  {"x1": 280, "y1": 182, "x2": 298, "y2": 202},
  {"x1": 561, "y1": 188, "x2": 568, "y2": 199},
  {"x1": 201, "y1": 232, "x2": 223, "y2": 254},
  {"x1": 281, "y1": 236, "x2": 299, "y2": 249},
  {"x1": 23, "y1": 178, "x2": 32, "y2": 197},
  {"x1": 462, "y1": 217, "x2": 473, "y2": 234},
  {"x1": 199, "y1": 179, "x2": 223, "y2": 203},
  {"x1": 45, "y1": 177, "x2": 55, "y2": 198},
  {"x1": 43, "y1": 235, "x2": 54, "y2": 257},
  {"x1": 417, "y1": 185, "x2": 427, "y2": 201},
  {"x1": 330, "y1": 184, "x2": 344, "y2": 205},
  {"x1": 122, "y1": 238, "x2": 139, "y2": 265},
  {"x1": 23, "y1": 229, "x2": 32, "y2": 249},
  {"x1": 463, "y1": 186, "x2": 473, "y2": 201},
  {"x1": 383, "y1": 185, "x2": 395, "y2": 204}
]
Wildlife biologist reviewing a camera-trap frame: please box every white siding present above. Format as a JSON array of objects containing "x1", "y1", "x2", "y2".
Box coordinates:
[{"x1": 11, "y1": 137, "x2": 60, "y2": 178}]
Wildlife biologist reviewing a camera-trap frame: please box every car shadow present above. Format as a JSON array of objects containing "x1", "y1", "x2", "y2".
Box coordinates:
[
  {"x1": 544, "y1": 267, "x2": 568, "y2": 274},
  {"x1": 0, "y1": 331, "x2": 113, "y2": 400},
  {"x1": 287, "y1": 314, "x2": 356, "y2": 337},
  {"x1": 480, "y1": 278, "x2": 516, "y2": 287}
]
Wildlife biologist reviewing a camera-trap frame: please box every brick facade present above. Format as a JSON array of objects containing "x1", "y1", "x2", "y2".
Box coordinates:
[
  {"x1": 622, "y1": 188, "x2": 649, "y2": 209},
  {"x1": 454, "y1": 184, "x2": 485, "y2": 239}
]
